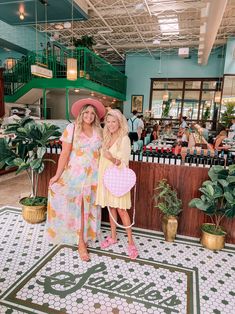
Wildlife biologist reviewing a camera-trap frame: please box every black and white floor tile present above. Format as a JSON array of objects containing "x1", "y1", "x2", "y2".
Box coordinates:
[{"x1": 0, "y1": 207, "x2": 234, "y2": 314}]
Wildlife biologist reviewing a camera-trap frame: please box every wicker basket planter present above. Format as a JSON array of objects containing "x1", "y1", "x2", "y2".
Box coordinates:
[{"x1": 20, "y1": 198, "x2": 47, "y2": 224}]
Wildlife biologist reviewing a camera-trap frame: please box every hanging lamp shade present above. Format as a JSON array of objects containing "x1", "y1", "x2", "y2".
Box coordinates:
[
  {"x1": 67, "y1": 58, "x2": 77, "y2": 80},
  {"x1": 214, "y1": 91, "x2": 222, "y2": 103},
  {"x1": 162, "y1": 90, "x2": 169, "y2": 101}
]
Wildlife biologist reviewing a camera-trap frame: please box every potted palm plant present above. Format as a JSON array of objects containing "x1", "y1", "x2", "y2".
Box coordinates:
[
  {"x1": 0, "y1": 117, "x2": 61, "y2": 223},
  {"x1": 154, "y1": 179, "x2": 183, "y2": 241},
  {"x1": 189, "y1": 165, "x2": 235, "y2": 250}
]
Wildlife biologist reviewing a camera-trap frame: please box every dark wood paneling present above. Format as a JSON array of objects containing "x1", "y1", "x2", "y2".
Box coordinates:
[{"x1": 38, "y1": 154, "x2": 235, "y2": 244}]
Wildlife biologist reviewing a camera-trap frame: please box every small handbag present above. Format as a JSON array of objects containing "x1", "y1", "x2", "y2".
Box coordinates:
[{"x1": 103, "y1": 165, "x2": 136, "y2": 229}]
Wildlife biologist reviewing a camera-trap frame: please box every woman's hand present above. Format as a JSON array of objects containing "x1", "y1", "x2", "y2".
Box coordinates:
[
  {"x1": 49, "y1": 175, "x2": 60, "y2": 187},
  {"x1": 103, "y1": 150, "x2": 113, "y2": 161}
]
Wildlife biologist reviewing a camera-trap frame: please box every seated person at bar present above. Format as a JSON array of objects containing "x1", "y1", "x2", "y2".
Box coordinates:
[
  {"x1": 150, "y1": 123, "x2": 161, "y2": 141},
  {"x1": 209, "y1": 130, "x2": 230, "y2": 151},
  {"x1": 200, "y1": 123, "x2": 209, "y2": 141}
]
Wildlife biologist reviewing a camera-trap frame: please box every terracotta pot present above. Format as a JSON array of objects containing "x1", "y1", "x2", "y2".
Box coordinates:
[
  {"x1": 162, "y1": 215, "x2": 178, "y2": 242},
  {"x1": 201, "y1": 223, "x2": 226, "y2": 251}
]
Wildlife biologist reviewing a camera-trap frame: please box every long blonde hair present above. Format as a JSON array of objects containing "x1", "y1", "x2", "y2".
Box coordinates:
[
  {"x1": 103, "y1": 109, "x2": 128, "y2": 149},
  {"x1": 74, "y1": 104, "x2": 102, "y2": 140}
]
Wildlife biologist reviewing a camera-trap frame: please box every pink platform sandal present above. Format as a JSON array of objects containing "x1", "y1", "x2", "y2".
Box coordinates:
[
  {"x1": 101, "y1": 236, "x2": 118, "y2": 249},
  {"x1": 128, "y1": 244, "x2": 139, "y2": 259}
]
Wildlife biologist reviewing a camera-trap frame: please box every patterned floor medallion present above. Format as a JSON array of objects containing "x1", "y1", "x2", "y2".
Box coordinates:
[{"x1": 0, "y1": 207, "x2": 234, "y2": 314}]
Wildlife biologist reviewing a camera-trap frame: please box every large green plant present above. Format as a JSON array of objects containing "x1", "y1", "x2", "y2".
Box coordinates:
[
  {"x1": 154, "y1": 179, "x2": 183, "y2": 216},
  {"x1": 0, "y1": 117, "x2": 61, "y2": 205},
  {"x1": 189, "y1": 165, "x2": 235, "y2": 234},
  {"x1": 220, "y1": 102, "x2": 235, "y2": 128},
  {"x1": 73, "y1": 35, "x2": 96, "y2": 50}
]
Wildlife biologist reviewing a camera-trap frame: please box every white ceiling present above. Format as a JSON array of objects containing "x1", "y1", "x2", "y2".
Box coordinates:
[{"x1": 38, "y1": 0, "x2": 235, "y2": 65}]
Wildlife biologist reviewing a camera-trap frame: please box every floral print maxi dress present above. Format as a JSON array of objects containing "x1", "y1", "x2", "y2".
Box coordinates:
[{"x1": 46, "y1": 123, "x2": 102, "y2": 245}]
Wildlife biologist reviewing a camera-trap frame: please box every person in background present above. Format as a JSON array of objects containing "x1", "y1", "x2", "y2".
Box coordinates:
[
  {"x1": 150, "y1": 123, "x2": 161, "y2": 141},
  {"x1": 96, "y1": 109, "x2": 139, "y2": 260},
  {"x1": 181, "y1": 127, "x2": 190, "y2": 147},
  {"x1": 46, "y1": 98, "x2": 105, "y2": 262},
  {"x1": 180, "y1": 116, "x2": 188, "y2": 129},
  {"x1": 128, "y1": 110, "x2": 142, "y2": 144},
  {"x1": 200, "y1": 122, "x2": 209, "y2": 141},
  {"x1": 228, "y1": 118, "x2": 235, "y2": 139},
  {"x1": 213, "y1": 130, "x2": 230, "y2": 151},
  {"x1": 137, "y1": 114, "x2": 145, "y2": 140}
]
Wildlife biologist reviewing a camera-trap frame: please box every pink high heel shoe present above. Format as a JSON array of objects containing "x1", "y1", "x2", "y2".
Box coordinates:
[
  {"x1": 101, "y1": 236, "x2": 118, "y2": 249},
  {"x1": 128, "y1": 244, "x2": 139, "y2": 259}
]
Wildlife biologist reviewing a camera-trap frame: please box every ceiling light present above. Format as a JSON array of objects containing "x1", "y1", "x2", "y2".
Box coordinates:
[
  {"x1": 74, "y1": 88, "x2": 80, "y2": 93},
  {"x1": 67, "y1": 58, "x2": 77, "y2": 81},
  {"x1": 63, "y1": 22, "x2": 71, "y2": 29},
  {"x1": 55, "y1": 24, "x2": 63, "y2": 30},
  {"x1": 19, "y1": 12, "x2": 24, "y2": 20},
  {"x1": 153, "y1": 39, "x2": 160, "y2": 45}
]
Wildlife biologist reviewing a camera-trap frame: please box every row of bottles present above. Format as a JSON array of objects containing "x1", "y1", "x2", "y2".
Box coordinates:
[
  {"x1": 46, "y1": 140, "x2": 62, "y2": 154},
  {"x1": 130, "y1": 146, "x2": 235, "y2": 167},
  {"x1": 130, "y1": 146, "x2": 182, "y2": 165},
  {"x1": 184, "y1": 149, "x2": 234, "y2": 168}
]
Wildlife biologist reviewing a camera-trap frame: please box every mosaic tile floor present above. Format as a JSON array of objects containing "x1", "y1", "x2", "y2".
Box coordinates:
[{"x1": 0, "y1": 207, "x2": 234, "y2": 314}]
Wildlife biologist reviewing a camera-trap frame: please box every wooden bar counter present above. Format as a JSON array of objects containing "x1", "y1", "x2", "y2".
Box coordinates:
[{"x1": 38, "y1": 154, "x2": 235, "y2": 244}]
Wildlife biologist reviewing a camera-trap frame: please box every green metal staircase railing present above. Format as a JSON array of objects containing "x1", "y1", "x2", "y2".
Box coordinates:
[{"x1": 3, "y1": 48, "x2": 127, "y2": 99}]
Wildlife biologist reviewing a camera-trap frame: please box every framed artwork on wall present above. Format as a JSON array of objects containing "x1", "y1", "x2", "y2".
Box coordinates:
[{"x1": 131, "y1": 95, "x2": 144, "y2": 113}]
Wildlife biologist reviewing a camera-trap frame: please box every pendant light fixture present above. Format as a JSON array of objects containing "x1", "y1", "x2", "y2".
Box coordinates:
[
  {"x1": 67, "y1": 0, "x2": 77, "y2": 80},
  {"x1": 31, "y1": 0, "x2": 52, "y2": 79}
]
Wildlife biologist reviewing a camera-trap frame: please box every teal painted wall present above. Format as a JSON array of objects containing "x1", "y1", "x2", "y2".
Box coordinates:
[
  {"x1": 124, "y1": 48, "x2": 225, "y2": 118},
  {"x1": 224, "y1": 38, "x2": 235, "y2": 74},
  {"x1": 0, "y1": 20, "x2": 47, "y2": 52}
]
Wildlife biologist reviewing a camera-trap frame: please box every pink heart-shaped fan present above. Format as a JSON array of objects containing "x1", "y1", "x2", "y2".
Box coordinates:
[{"x1": 103, "y1": 166, "x2": 136, "y2": 197}]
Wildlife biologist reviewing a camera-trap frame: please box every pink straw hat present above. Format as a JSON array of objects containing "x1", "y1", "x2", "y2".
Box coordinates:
[{"x1": 71, "y1": 98, "x2": 106, "y2": 119}]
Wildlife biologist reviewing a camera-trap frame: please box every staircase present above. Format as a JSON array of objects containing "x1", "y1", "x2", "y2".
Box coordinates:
[{"x1": 4, "y1": 48, "x2": 127, "y2": 103}]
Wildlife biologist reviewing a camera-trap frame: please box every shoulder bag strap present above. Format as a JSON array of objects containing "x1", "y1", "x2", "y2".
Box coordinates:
[{"x1": 106, "y1": 184, "x2": 136, "y2": 229}]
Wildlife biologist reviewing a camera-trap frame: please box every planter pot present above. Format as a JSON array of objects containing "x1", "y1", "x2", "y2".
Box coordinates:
[
  {"x1": 201, "y1": 223, "x2": 226, "y2": 251},
  {"x1": 20, "y1": 198, "x2": 47, "y2": 224},
  {"x1": 162, "y1": 215, "x2": 178, "y2": 242}
]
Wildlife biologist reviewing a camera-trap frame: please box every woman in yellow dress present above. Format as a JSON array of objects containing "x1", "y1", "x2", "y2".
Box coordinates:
[{"x1": 96, "y1": 109, "x2": 139, "y2": 259}]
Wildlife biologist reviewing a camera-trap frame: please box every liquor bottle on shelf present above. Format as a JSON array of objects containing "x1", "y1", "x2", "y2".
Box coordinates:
[
  {"x1": 176, "y1": 149, "x2": 182, "y2": 166},
  {"x1": 219, "y1": 150, "x2": 225, "y2": 167},
  {"x1": 142, "y1": 146, "x2": 148, "y2": 162},
  {"x1": 170, "y1": 147, "x2": 176, "y2": 165},
  {"x1": 184, "y1": 149, "x2": 191, "y2": 166},
  {"x1": 153, "y1": 148, "x2": 159, "y2": 163},
  {"x1": 46, "y1": 143, "x2": 51, "y2": 154},
  {"x1": 212, "y1": 150, "x2": 219, "y2": 165},
  {"x1": 205, "y1": 150, "x2": 212, "y2": 168},
  {"x1": 134, "y1": 150, "x2": 140, "y2": 162},
  {"x1": 149, "y1": 147, "x2": 154, "y2": 163},
  {"x1": 191, "y1": 149, "x2": 198, "y2": 167},
  {"x1": 159, "y1": 148, "x2": 164, "y2": 164},
  {"x1": 198, "y1": 150, "x2": 205, "y2": 167},
  {"x1": 130, "y1": 146, "x2": 134, "y2": 161},
  {"x1": 226, "y1": 152, "x2": 233, "y2": 167},
  {"x1": 55, "y1": 140, "x2": 62, "y2": 154},
  {"x1": 164, "y1": 148, "x2": 170, "y2": 164}
]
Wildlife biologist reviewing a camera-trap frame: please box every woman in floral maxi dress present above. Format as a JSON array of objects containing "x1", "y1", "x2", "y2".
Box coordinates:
[{"x1": 46, "y1": 98, "x2": 105, "y2": 261}]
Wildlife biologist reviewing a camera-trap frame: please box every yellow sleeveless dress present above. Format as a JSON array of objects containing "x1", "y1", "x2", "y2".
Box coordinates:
[{"x1": 96, "y1": 135, "x2": 131, "y2": 210}]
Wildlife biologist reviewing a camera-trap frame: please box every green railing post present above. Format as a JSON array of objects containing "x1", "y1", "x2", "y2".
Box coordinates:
[
  {"x1": 66, "y1": 88, "x2": 70, "y2": 120},
  {"x1": 43, "y1": 88, "x2": 47, "y2": 119}
]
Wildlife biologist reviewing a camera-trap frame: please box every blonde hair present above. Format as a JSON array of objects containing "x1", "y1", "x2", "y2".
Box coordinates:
[
  {"x1": 103, "y1": 109, "x2": 128, "y2": 149},
  {"x1": 74, "y1": 104, "x2": 102, "y2": 140}
]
